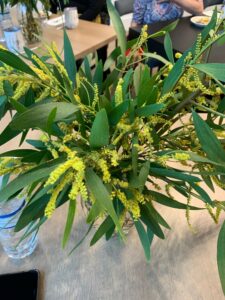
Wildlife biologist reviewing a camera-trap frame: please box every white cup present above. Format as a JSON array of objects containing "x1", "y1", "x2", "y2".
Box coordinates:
[{"x1": 64, "y1": 7, "x2": 79, "y2": 29}]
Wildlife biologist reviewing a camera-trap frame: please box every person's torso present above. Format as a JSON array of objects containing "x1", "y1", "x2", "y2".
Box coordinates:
[
  {"x1": 67, "y1": 0, "x2": 107, "y2": 14},
  {"x1": 143, "y1": 0, "x2": 183, "y2": 24}
]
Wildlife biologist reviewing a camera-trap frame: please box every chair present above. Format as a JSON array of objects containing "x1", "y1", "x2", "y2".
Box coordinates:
[
  {"x1": 203, "y1": 0, "x2": 223, "y2": 8},
  {"x1": 113, "y1": 0, "x2": 134, "y2": 32}
]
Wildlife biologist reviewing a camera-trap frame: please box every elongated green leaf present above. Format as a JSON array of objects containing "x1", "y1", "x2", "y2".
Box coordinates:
[
  {"x1": 17, "y1": 217, "x2": 47, "y2": 243},
  {"x1": 62, "y1": 200, "x2": 76, "y2": 248},
  {"x1": 46, "y1": 107, "x2": 57, "y2": 135},
  {"x1": 0, "y1": 123, "x2": 20, "y2": 146},
  {"x1": 89, "y1": 109, "x2": 109, "y2": 148},
  {"x1": 140, "y1": 205, "x2": 165, "y2": 239},
  {"x1": 93, "y1": 61, "x2": 103, "y2": 93},
  {"x1": 10, "y1": 103, "x2": 78, "y2": 130},
  {"x1": 107, "y1": 0, "x2": 126, "y2": 60},
  {"x1": 0, "y1": 157, "x2": 64, "y2": 201},
  {"x1": 145, "y1": 202, "x2": 171, "y2": 229},
  {"x1": 64, "y1": 30, "x2": 76, "y2": 88},
  {"x1": 162, "y1": 50, "x2": 189, "y2": 95},
  {"x1": 136, "y1": 104, "x2": 164, "y2": 117},
  {"x1": 150, "y1": 191, "x2": 203, "y2": 210},
  {"x1": 85, "y1": 168, "x2": 123, "y2": 237},
  {"x1": 164, "y1": 32, "x2": 174, "y2": 64},
  {"x1": 138, "y1": 161, "x2": 150, "y2": 191},
  {"x1": 90, "y1": 216, "x2": 114, "y2": 246},
  {"x1": 150, "y1": 167, "x2": 201, "y2": 183},
  {"x1": 134, "y1": 220, "x2": 151, "y2": 262},
  {"x1": 217, "y1": 220, "x2": 225, "y2": 295},
  {"x1": 9, "y1": 98, "x2": 27, "y2": 113},
  {"x1": 15, "y1": 194, "x2": 50, "y2": 231},
  {"x1": 137, "y1": 66, "x2": 154, "y2": 107},
  {"x1": 143, "y1": 53, "x2": 170, "y2": 66},
  {"x1": 190, "y1": 182, "x2": 213, "y2": 205},
  {"x1": 0, "y1": 149, "x2": 39, "y2": 158},
  {"x1": 192, "y1": 111, "x2": 225, "y2": 163},
  {"x1": 109, "y1": 100, "x2": 130, "y2": 125},
  {"x1": 86, "y1": 201, "x2": 102, "y2": 224},
  {"x1": 0, "y1": 49, "x2": 37, "y2": 76},
  {"x1": 192, "y1": 64, "x2": 225, "y2": 82},
  {"x1": 69, "y1": 222, "x2": 94, "y2": 255}
]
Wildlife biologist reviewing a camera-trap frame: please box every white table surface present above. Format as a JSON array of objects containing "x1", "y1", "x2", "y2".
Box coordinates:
[{"x1": 1, "y1": 116, "x2": 225, "y2": 300}]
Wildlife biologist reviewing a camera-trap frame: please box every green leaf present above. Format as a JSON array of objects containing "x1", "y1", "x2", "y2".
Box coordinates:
[
  {"x1": 137, "y1": 65, "x2": 154, "y2": 106},
  {"x1": 0, "y1": 149, "x2": 40, "y2": 158},
  {"x1": 0, "y1": 157, "x2": 64, "y2": 202},
  {"x1": 85, "y1": 168, "x2": 124, "y2": 238},
  {"x1": 62, "y1": 200, "x2": 76, "y2": 248},
  {"x1": 162, "y1": 50, "x2": 189, "y2": 95},
  {"x1": 142, "y1": 52, "x2": 170, "y2": 66},
  {"x1": 192, "y1": 63, "x2": 225, "y2": 82},
  {"x1": 190, "y1": 182, "x2": 213, "y2": 205},
  {"x1": 90, "y1": 216, "x2": 114, "y2": 246},
  {"x1": 138, "y1": 161, "x2": 150, "y2": 191},
  {"x1": 86, "y1": 201, "x2": 102, "y2": 223},
  {"x1": 104, "y1": 46, "x2": 121, "y2": 71},
  {"x1": 150, "y1": 167, "x2": 201, "y2": 183},
  {"x1": 69, "y1": 222, "x2": 94, "y2": 255},
  {"x1": 145, "y1": 202, "x2": 171, "y2": 229},
  {"x1": 164, "y1": 32, "x2": 174, "y2": 64},
  {"x1": 93, "y1": 60, "x2": 103, "y2": 93},
  {"x1": 0, "y1": 49, "x2": 37, "y2": 76},
  {"x1": 132, "y1": 136, "x2": 138, "y2": 176},
  {"x1": 217, "y1": 220, "x2": 225, "y2": 295},
  {"x1": 9, "y1": 98, "x2": 26, "y2": 113},
  {"x1": 134, "y1": 220, "x2": 151, "y2": 262},
  {"x1": 107, "y1": 0, "x2": 126, "y2": 60},
  {"x1": 89, "y1": 109, "x2": 109, "y2": 148},
  {"x1": 150, "y1": 191, "x2": 203, "y2": 210},
  {"x1": 140, "y1": 205, "x2": 165, "y2": 239},
  {"x1": 64, "y1": 30, "x2": 77, "y2": 88},
  {"x1": 192, "y1": 111, "x2": 225, "y2": 163},
  {"x1": 136, "y1": 103, "x2": 164, "y2": 117},
  {"x1": 109, "y1": 100, "x2": 130, "y2": 126},
  {"x1": 10, "y1": 102, "x2": 78, "y2": 130},
  {"x1": 0, "y1": 123, "x2": 20, "y2": 146},
  {"x1": 46, "y1": 107, "x2": 57, "y2": 135},
  {"x1": 15, "y1": 194, "x2": 50, "y2": 231}
]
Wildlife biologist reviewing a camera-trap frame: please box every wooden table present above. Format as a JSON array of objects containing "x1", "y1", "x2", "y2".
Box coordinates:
[
  {"x1": 129, "y1": 17, "x2": 225, "y2": 63},
  {"x1": 41, "y1": 20, "x2": 116, "y2": 60}
]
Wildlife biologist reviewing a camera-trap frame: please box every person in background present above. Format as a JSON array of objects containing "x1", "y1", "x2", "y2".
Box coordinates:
[
  {"x1": 131, "y1": 0, "x2": 204, "y2": 26},
  {"x1": 50, "y1": 0, "x2": 109, "y2": 74}
]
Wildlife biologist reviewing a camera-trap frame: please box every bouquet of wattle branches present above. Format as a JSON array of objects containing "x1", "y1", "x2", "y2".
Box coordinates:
[{"x1": 1, "y1": 0, "x2": 225, "y2": 294}]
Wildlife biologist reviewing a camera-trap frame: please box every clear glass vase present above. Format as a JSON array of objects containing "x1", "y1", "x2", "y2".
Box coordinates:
[
  {"x1": 81, "y1": 198, "x2": 134, "y2": 235},
  {"x1": 17, "y1": 4, "x2": 42, "y2": 44}
]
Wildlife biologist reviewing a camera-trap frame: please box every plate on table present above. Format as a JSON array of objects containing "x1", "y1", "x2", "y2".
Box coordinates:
[{"x1": 190, "y1": 16, "x2": 211, "y2": 28}]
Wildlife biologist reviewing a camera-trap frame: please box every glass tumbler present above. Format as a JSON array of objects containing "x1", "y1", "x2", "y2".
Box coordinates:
[{"x1": 0, "y1": 178, "x2": 38, "y2": 259}]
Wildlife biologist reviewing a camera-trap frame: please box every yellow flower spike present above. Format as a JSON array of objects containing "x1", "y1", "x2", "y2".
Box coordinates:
[
  {"x1": 45, "y1": 158, "x2": 78, "y2": 187},
  {"x1": 92, "y1": 83, "x2": 99, "y2": 108},
  {"x1": 175, "y1": 52, "x2": 182, "y2": 59},
  {"x1": 98, "y1": 158, "x2": 111, "y2": 183},
  {"x1": 173, "y1": 153, "x2": 190, "y2": 161},
  {"x1": 31, "y1": 54, "x2": 51, "y2": 75},
  {"x1": 115, "y1": 78, "x2": 124, "y2": 106},
  {"x1": 45, "y1": 172, "x2": 73, "y2": 218}
]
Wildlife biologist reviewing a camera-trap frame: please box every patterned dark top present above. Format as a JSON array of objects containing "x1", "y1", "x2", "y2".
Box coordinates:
[{"x1": 133, "y1": 0, "x2": 183, "y2": 24}]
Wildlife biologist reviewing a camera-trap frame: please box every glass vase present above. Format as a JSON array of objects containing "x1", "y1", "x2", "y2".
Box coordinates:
[
  {"x1": 17, "y1": 4, "x2": 42, "y2": 44},
  {"x1": 81, "y1": 198, "x2": 134, "y2": 235}
]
